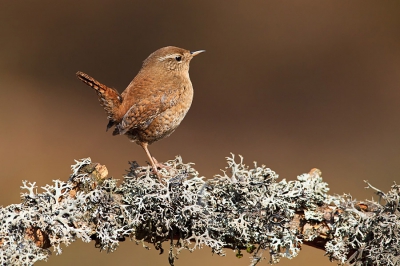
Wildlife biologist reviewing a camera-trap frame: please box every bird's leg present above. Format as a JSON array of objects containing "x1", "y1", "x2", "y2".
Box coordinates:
[{"x1": 140, "y1": 142, "x2": 162, "y2": 181}]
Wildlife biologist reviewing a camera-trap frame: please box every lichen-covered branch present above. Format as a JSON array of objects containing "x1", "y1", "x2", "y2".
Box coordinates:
[{"x1": 0, "y1": 155, "x2": 399, "y2": 266}]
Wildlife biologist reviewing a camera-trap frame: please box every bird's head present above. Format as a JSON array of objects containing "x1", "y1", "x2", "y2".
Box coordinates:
[{"x1": 142, "y1": 46, "x2": 205, "y2": 73}]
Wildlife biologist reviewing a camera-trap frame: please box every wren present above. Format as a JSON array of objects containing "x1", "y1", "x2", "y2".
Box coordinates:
[{"x1": 76, "y1": 46, "x2": 204, "y2": 177}]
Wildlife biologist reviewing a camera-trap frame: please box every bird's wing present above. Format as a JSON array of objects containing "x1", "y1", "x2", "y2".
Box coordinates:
[{"x1": 114, "y1": 77, "x2": 183, "y2": 135}]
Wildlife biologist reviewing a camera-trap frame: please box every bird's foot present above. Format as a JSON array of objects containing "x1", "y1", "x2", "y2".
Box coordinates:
[
  {"x1": 150, "y1": 157, "x2": 178, "y2": 179},
  {"x1": 152, "y1": 157, "x2": 173, "y2": 170},
  {"x1": 152, "y1": 168, "x2": 164, "y2": 183}
]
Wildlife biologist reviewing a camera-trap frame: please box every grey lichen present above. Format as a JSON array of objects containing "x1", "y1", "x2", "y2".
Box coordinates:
[
  {"x1": 0, "y1": 155, "x2": 399, "y2": 265},
  {"x1": 329, "y1": 182, "x2": 400, "y2": 266}
]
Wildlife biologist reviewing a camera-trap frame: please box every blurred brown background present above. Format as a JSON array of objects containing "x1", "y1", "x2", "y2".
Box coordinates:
[{"x1": 1, "y1": 1, "x2": 399, "y2": 265}]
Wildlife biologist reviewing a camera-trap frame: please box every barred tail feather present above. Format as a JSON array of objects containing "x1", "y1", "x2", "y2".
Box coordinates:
[{"x1": 76, "y1": 71, "x2": 122, "y2": 126}]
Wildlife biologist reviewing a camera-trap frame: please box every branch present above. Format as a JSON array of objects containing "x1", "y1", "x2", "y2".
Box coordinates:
[{"x1": 0, "y1": 155, "x2": 399, "y2": 266}]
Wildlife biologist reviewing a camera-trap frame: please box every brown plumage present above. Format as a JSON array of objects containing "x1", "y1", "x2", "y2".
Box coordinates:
[{"x1": 76, "y1": 46, "x2": 205, "y2": 176}]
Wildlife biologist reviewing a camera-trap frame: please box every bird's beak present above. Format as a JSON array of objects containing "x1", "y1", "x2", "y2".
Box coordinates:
[{"x1": 190, "y1": 50, "x2": 206, "y2": 57}]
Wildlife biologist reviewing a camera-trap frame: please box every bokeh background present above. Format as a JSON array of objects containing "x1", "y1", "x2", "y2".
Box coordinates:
[{"x1": 1, "y1": 1, "x2": 399, "y2": 265}]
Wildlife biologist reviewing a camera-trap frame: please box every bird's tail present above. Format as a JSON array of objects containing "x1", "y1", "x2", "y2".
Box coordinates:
[{"x1": 76, "y1": 71, "x2": 122, "y2": 129}]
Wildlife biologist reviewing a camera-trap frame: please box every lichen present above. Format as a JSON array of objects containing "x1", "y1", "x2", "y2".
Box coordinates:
[
  {"x1": 328, "y1": 182, "x2": 400, "y2": 266},
  {"x1": 0, "y1": 155, "x2": 398, "y2": 265}
]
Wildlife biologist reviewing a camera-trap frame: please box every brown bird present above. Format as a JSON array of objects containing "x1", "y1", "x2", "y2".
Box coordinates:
[{"x1": 76, "y1": 46, "x2": 205, "y2": 177}]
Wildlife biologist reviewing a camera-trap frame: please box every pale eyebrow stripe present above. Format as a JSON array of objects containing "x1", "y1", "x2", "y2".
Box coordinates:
[{"x1": 158, "y1": 54, "x2": 180, "y2": 62}]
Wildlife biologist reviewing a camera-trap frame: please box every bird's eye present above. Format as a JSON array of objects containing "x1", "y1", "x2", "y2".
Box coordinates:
[{"x1": 175, "y1": 56, "x2": 182, "y2": 62}]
